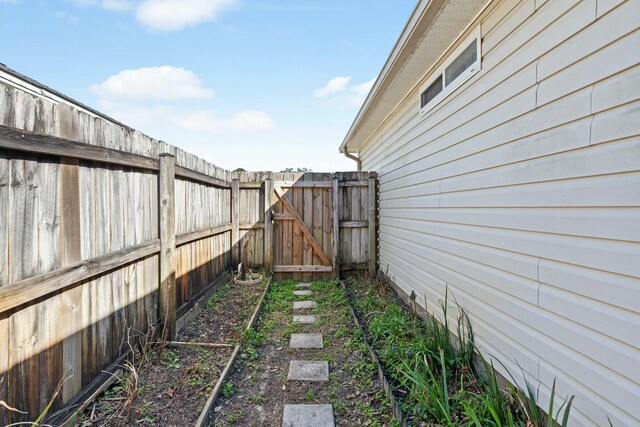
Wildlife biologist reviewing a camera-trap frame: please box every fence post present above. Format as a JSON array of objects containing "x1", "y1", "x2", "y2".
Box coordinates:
[
  {"x1": 368, "y1": 172, "x2": 377, "y2": 278},
  {"x1": 263, "y1": 175, "x2": 273, "y2": 275},
  {"x1": 332, "y1": 175, "x2": 340, "y2": 279},
  {"x1": 231, "y1": 178, "x2": 240, "y2": 267},
  {"x1": 159, "y1": 153, "x2": 176, "y2": 340}
]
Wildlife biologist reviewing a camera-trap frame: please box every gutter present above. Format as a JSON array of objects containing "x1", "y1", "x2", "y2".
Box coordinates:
[{"x1": 342, "y1": 149, "x2": 361, "y2": 171}]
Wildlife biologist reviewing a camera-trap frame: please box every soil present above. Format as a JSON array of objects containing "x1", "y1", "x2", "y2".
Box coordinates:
[
  {"x1": 78, "y1": 345, "x2": 233, "y2": 426},
  {"x1": 76, "y1": 278, "x2": 267, "y2": 427},
  {"x1": 210, "y1": 280, "x2": 395, "y2": 427},
  {"x1": 177, "y1": 279, "x2": 267, "y2": 344}
]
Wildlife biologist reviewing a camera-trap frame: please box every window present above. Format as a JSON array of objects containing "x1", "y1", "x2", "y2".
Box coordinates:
[
  {"x1": 419, "y1": 26, "x2": 481, "y2": 116},
  {"x1": 421, "y1": 75, "x2": 443, "y2": 108}
]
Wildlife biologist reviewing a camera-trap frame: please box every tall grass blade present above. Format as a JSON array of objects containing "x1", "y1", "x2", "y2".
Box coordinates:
[
  {"x1": 547, "y1": 378, "x2": 557, "y2": 427},
  {"x1": 560, "y1": 395, "x2": 574, "y2": 427}
]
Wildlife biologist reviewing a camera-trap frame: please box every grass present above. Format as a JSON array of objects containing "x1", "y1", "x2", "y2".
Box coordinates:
[{"x1": 346, "y1": 276, "x2": 575, "y2": 427}]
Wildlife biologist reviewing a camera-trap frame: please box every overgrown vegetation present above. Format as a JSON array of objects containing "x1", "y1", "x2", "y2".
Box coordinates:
[
  {"x1": 213, "y1": 279, "x2": 396, "y2": 427},
  {"x1": 346, "y1": 276, "x2": 574, "y2": 427}
]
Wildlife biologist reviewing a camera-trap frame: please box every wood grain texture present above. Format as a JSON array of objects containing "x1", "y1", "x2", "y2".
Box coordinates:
[
  {"x1": 272, "y1": 265, "x2": 333, "y2": 272},
  {"x1": 59, "y1": 158, "x2": 82, "y2": 402},
  {"x1": 0, "y1": 151, "x2": 8, "y2": 287},
  {"x1": 332, "y1": 177, "x2": 340, "y2": 278},
  {"x1": 231, "y1": 178, "x2": 240, "y2": 266},
  {"x1": 175, "y1": 165, "x2": 230, "y2": 188},
  {"x1": 0, "y1": 240, "x2": 160, "y2": 313},
  {"x1": 0, "y1": 126, "x2": 158, "y2": 171},
  {"x1": 176, "y1": 224, "x2": 232, "y2": 247},
  {"x1": 302, "y1": 174, "x2": 314, "y2": 282},
  {"x1": 274, "y1": 185, "x2": 331, "y2": 266},
  {"x1": 264, "y1": 176, "x2": 273, "y2": 274},
  {"x1": 292, "y1": 178, "x2": 303, "y2": 281},
  {"x1": 158, "y1": 154, "x2": 176, "y2": 340}
]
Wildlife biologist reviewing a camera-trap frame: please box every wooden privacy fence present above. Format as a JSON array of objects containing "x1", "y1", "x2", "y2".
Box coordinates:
[
  {"x1": 234, "y1": 171, "x2": 378, "y2": 282},
  {"x1": 0, "y1": 126, "x2": 378, "y2": 424},
  {"x1": 0, "y1": 125, "x2": 233, "y2": 425}
]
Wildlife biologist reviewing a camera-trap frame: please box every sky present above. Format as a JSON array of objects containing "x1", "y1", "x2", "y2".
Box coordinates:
[{"x1": 0, "y1": 0, "x2": 416, "y2": 172}]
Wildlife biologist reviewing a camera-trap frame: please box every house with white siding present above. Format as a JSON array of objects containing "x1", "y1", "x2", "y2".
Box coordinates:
[{"x1": 340, "y1": 0, "x2": 640, "y2": 425}]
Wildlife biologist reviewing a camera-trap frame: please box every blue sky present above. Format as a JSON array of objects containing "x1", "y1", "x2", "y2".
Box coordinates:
[{"x1": 0, "y1": 0, "x2": 415, "y2": 171}]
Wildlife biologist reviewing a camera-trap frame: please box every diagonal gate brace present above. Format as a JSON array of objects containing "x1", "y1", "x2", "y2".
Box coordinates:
[{"x1": 274, "y1": 185, "x2": 332, "y2": 266}]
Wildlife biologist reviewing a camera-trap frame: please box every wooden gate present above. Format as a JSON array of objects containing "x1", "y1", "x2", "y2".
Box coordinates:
[
  {"x1": 271, "y1": 174, "x2": 335, "y2": 281},
  {"x1": 266, "y1": 172, "x2": 375, "y2": 282},
  {"x1": 232, "y1": 171, "x2": 376, "y2": 282}
]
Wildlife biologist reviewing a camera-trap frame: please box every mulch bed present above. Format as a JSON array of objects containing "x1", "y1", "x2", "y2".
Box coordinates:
[{"x1": 75, "y1": 278, "x2": 266, "y2": 426}]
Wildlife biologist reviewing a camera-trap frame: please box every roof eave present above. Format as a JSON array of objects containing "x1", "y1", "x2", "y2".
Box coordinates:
[{"x1": 340, "y1": 0, "x2": 444, "y2": 154}]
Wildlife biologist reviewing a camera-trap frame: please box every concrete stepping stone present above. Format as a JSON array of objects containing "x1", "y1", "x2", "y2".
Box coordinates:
[
  {"x1": 293, "y1": 315, "x2": 318, "y2": 324},
  {"x1": 293, "y1": 290, "x2": 313, "y2": 296},
  {"x1": 287, "y1": 360, "x2": 329, "y2": 381},
  {"x1": 283, "y1": 404, "x2": 334, "y2": 427},
  {"x1": 293, "y1": 300, "x2": 317, "y2": 310},
  {"x1": 296, "y1": 283, "x2": 312, "y2": 288},
  {"x1": 290, "y1": 333, "x2": 323, "y2": 349}
]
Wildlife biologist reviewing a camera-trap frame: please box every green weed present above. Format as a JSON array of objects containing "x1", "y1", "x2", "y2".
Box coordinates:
[
  {"x1": 304, "y1": 389, "x2": 317, "y2": 401},
  {"x1": 222, "y1": 381, "x2": 237, "y2": 398},
  {"x1": 162, "y1": 350, "x2": 181, "y2": 369}
]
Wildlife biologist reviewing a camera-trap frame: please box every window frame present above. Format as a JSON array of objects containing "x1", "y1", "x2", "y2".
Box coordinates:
[{"x1": 419, "y1": 25, "x2": 482, "y2": 117}]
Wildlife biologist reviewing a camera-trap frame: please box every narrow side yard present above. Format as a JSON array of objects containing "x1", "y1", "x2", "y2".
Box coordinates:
[
  {"x1": 211, "y1": 280, "x2": 395, "y2": 427},
  {"x1": 75, "y1": 276, "x2": 267, "y2": 426}
]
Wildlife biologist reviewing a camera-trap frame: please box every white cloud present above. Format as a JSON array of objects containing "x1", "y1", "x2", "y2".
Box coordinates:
[
  {"x1": 90, "y1": 66, "x2": 214, "y2": 102},
  {"x1": 69, "y1": 0, "x2": 236, "y2": 30},
  {"x1": 91, "y1": 66, "x2": 274, "y2": 137},
  {"x1": 314, "y1": 76, "x2": 375, "y2": 108},
  {"x1": 174, "y1": 110, "x2": 275, "y2": 134},
  {"x1": 136, "y1": 0, "x2": 237, "y2": 31},
  {"x1": 313, "y1": 76, "x2": 351, "y2": 98}
]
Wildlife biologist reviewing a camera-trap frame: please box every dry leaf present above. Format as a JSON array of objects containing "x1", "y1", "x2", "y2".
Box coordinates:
[{"x1": 0, "y1": 400, "x2": 27, "y2": 414}]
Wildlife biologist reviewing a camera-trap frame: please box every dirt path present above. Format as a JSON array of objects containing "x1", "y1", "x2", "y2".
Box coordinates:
[{"x1": 210, "y1": 280, "x2": 395, "y2": 427}]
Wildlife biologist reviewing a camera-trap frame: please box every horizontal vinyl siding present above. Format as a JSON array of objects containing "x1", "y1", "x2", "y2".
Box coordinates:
[{"x1": 360, "y1": 0, "x2": 640, "y2": 425}]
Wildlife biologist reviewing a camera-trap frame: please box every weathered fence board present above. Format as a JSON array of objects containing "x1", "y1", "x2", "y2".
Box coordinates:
[{"x1": 0, "y1": 73, "x2": 376, "y2": 425}]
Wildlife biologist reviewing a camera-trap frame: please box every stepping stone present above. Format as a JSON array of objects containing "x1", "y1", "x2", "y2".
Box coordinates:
[
  {"x1": 296, "y1": 283, "x2": 312, "y2": 288},
  {"x1": 294, "y1": 301, "x2": 317, "y2": 310},
  {"x1": 293, "y1": 290, "x2": 313, "y2": 296},
  {"x1": 283, "y1": 404, "x2": 334, "y2": 427},
  {"x1": 290, "y1": 333, "x2": 323, "y2": 349},
  {"x1": 287, "y1": 360, "x2": 329, "y2": 382},
  {"x1": 293, "y1": 315, "x2": 318, "y2": 324}
]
